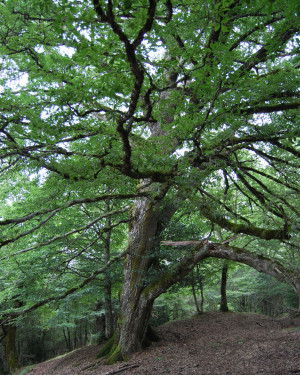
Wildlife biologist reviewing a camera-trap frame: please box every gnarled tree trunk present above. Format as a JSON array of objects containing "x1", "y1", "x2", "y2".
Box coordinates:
[
  {"x1": 117, "y1": 197, "x2": 159, "y2": 358},
  {"x1": 98, "y1": 193, "x2": 162, "y2": 362}
]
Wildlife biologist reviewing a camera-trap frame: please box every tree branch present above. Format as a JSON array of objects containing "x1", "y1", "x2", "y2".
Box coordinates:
[
  {"x1": 156, "y1": 241, "x2": 300, "y2": 298},
  {"x1": 242, "y1": 102, "x2": 300, "y2": 115},
  {"x1": 200, "y1": 202, "x2": 289, "y2": 240}
]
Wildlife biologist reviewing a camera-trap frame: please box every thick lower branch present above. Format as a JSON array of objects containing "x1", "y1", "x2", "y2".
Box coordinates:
[
  {"x1": 145, "y1": 240, "x2": 211, "y2": 300},
  {"x1": 159, "y1": 241, "x2": 300, "y2": 296}
]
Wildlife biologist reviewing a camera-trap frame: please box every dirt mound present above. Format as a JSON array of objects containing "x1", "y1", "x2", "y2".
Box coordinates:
[{"x1": 20, "y1": 312, "x2": 300, "y2": 375}]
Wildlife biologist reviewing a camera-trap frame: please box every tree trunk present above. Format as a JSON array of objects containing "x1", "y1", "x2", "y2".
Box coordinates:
[
  {"x1": 98, "y1": 194, "x2": 161, "y2": 362},
  {"x1": 98, "y1": 56, "x2": 180, "y2": 363},
  {"x1": 99, "y1": 237, "x2": 211, "y2": 363},
  {"x1": 5, "y1": 325, "x2": 20, "y2": 372},
  {"x1": 191, "y1": 271, "x2": 201, "y2": 315},
  {"x1": 191, "y1": 267, "x2": 204, "y2": 315},
  {"x1": 96, "y1": 198, "x2": 115, "y2": 340},
  {"x1": 4, "y1": 299, "x2": 22, "y2": 373},
  {"x1": 104, "y1": 222, "x2": 114, "y2": 339},
  {"x1": 220, "y1": 263, "x2": 229, "y2": 312},
  {"x1": 197, "y1": 266, "x2": 204, "y2": 314}
]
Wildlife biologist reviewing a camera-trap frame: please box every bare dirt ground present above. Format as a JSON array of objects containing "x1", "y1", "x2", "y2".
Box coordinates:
[{"x1": 20, "y1": 312, "x2": 300, "y2": 375}]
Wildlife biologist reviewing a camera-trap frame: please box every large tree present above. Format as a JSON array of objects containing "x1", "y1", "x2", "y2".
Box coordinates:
[{"x1": 0, "y1": 0, "x2": 299, "y2": 364}]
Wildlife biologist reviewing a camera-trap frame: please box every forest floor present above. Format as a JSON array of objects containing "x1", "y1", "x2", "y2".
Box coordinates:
[{"x1": 17, "y1": 311, "x2": 300, "y2": 375}]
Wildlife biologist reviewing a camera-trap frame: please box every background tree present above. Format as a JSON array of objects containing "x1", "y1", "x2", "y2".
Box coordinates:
[{"x1": 0, "y1": 0, "x2": 299, "y2": 365}]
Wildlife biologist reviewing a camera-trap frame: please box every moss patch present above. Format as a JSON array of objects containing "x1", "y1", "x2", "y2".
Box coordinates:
[
  {"x1": 96, "y1": 334, "x2": 124, "y2": 365},
  {"x1": 96, "y1": 334, "x2": 116, "y2": 358},
  {"x1": 105, "y1": 344, "x2": 123, "y2": 365}
]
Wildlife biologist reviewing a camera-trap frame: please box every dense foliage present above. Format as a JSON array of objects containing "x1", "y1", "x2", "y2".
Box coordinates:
[{"x1": 0, "y1": 0, "x2": 299, "y2": 370}]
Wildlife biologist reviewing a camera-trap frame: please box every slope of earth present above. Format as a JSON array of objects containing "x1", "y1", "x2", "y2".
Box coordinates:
[{"x1": 18, "y1": 312, "x2": 300, "y2": 375}]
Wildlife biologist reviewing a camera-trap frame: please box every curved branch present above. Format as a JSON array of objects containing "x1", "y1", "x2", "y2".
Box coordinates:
[
  {"x1": 240, "y1": 168, "x2": 299, "y2": 215},
  {"x1": 233, "y1": 168, "x2": 285, "y2": 219},
  {"x1": 246, "y1": 145, "x2": 300, "y2": 168},
  {"x1": 270, "y1": 140, "x2": 300, "y2": 158},
  {"x1": 0, "y1": 209, "x2": 60, "y2": 248},
  {"x1": 198, "y1": 188, "x2": 251, "y2": 225},
  {"x1": 236, "y1": 25, "x2": 297, "y2": 76},
  {"x1": 145, "y1": 240, "x2": 211, "y2": 300},
  {"x1": 229, "y1": 16, "x2": 284, "y2": 51},
  {"x1": 149, "y1": 241, "x2": 300, "y2": 301},
  {"x1": 205, "y1": 243, "x2": 300, "y2": 294},
  {"x1": 132, "y1": 0, "x2": 156, "y2": 49}
]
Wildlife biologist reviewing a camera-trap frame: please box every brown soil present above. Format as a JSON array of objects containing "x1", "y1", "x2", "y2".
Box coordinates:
[{"x1": 20, "y1": 312, "x2": 300, "y2": 375}]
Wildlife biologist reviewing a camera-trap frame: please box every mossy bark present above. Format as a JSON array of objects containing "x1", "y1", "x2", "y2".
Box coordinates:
[{"x1": 97, "y1": 334, "x2": 116, "y2": 358}]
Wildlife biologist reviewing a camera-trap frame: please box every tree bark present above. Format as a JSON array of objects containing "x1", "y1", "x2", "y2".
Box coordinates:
[
  {"x1": 217, "y1": 230, "x2": 229, "y2": 312},
  {"x1": 220, "y1": 263, "x2": 229, "y2": 312},
  {"x1": 197, "y1": 266, "x2": 204, "y2": 314},
  {"x1": 98, "y1": 193, "x2": 162, "y2": 362}
]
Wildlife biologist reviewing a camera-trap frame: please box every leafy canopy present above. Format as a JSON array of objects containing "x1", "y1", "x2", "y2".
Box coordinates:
[{"x1": 0, "y1": 0, "x2": 299, "y2": 319}]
